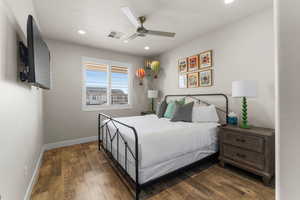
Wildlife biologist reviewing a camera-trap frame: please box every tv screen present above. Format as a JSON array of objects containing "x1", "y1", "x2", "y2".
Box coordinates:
[{"x1": 27, "y1": 15, "x2": 51, "y2": 89}]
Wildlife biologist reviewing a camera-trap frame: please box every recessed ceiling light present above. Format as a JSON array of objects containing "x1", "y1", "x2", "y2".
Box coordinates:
[
  {"x1": 124, "y1": 40, "x2": 129, "y2": 43},
  {"x1": 78, "y1": 30, "x2": 86, "y2": 35},
  {"x1": 144, "y1": 46, "x2": 150, "y2": 50},
  {"x1": 224, "y1": 0, "x2": 235, "y2": 4}
]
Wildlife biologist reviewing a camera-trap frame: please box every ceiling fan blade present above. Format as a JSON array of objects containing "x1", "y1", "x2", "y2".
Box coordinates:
[
  {"x1": 121, "y1": 7, "x2": 140, "y2": 28},
  {"x1": 127, "y1": 33, "x2": 139, "y2": 40},
  {"x1": 146, "y1": 30, "x2": 176, "y2": 37}
]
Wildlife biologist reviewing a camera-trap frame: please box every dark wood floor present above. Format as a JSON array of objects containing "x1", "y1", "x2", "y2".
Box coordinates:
[{"x1": 31, "y1": 142, "x2": 275, "y2": 200}]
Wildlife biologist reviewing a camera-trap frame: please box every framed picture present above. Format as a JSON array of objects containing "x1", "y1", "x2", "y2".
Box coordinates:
[
  {"x1": 187, "y1": 55, "x2": 199, "y2": 71},
  {"x1": 187, "y1": 72, "x2": 199, "y2": 88},
  {"x1": 199, "y1": 50, "x2": 212, "y2": 69},
  {"x1": 179, "y1": 74, "x2": 187, "y2": 88},
  {"x1": 178, "y1": 58, "x2": 188, "y2": 73},
  {"x1": 199, "y1": 69, "x2": 213, "y2": 87}
]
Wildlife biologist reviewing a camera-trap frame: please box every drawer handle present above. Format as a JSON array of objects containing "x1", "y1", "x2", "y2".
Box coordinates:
[
  {"x1": 236, "y1": 138, "x2": 246, "y2": 143},
  {"x1": 236, "y1": 153, "x2": 246, "y2": 158}
]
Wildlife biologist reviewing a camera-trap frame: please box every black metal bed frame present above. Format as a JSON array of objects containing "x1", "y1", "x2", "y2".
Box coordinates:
[{"x1": 98, "y1": 93, "x2": 229, "y2": 200}]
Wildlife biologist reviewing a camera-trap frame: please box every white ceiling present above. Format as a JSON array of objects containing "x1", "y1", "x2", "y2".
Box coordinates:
[{"x1": 33, "y1": 0, "x2": 272, "y2": 56}]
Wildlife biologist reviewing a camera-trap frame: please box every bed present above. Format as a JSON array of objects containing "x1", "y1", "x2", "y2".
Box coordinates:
[{"x1": 98, "y1": 94, "x2": 229, "y2": 200}]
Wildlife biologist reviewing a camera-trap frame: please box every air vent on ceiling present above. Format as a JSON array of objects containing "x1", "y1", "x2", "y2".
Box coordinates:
[{"x1": 107, "y1": 31, "x2": 125, "y2": 39}]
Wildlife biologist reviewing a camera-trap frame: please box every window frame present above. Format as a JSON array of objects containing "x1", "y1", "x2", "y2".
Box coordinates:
[{"x1": 82, "y1": 57, "x2": 133, "y2": 111}]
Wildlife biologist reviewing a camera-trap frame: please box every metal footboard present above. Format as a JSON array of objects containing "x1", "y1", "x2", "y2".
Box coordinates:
[
  {"x1": 98, "y1": 113, "x2": 140, "y2": 200},
  {"x1": 98, "y1": 93, "x2": 229, "y2": 200}
]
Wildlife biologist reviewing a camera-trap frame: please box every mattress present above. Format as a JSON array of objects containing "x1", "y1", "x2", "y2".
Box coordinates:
[{"x1": 102, "y1": 114, "x2": 218, "y2": 184}]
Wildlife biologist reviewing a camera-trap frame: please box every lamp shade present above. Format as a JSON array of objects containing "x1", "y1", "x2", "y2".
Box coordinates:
[
  {"x1": 232, "y1": 80, "x2": 257, "y2": 98},
  {"x1": 148, "y1": 90, "x2": 158, "y2": 98}
]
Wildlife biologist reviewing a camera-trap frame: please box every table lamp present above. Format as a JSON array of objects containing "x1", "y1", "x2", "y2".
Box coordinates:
[
  {"x1": 148, "y1": 90, "x2": 158, "y2": 112},
  {"x1": 232, "y1": 80, "x2": 257, "y2": 129}
]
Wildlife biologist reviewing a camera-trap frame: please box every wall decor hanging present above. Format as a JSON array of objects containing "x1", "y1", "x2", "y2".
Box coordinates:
[
  {"x1": 199, "y1": 50, "x2": 212, "y2": 69},
  {"x1": 178, "y1": 58, "x2": 188, "y2": 73},
  {"x1": 199, "y1": 69, "x2": 213, "y2": 87},
  {"x1": 144, "y1": 59, "x2": 152, "y2": 68},
  {"x1": 143, "y1": 59, "x2": 161, "y2": 80},
  {"x1": 177, "y1": 50, "x2": 213, "y2": 88},
  {"x1": 187, "y1": 72, "x2": 199, "y2": 88},
  {"x1": 179, "y1": 74, "x2": 187, "y2": 88},
  {"x1": 151, "y1": 61, "x2": 160, "y2": 79},
  {"x1": 144, "y1": 59, "x2": 153, "y2": 79},
  {"x1": 136, "y1": 68, "x2": 145, "y2": 85},
  {"x1": 187, "y1": 55, "x2": 199, "y2": 72}
]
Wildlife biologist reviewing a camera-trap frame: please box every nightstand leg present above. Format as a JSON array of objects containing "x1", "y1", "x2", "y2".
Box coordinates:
[{"x1": 262, "y1": 176, "x2": 272, "y2": 186}]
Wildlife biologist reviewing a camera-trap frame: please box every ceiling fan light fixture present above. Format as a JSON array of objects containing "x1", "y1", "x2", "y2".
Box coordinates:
[
  {"x1": 138, "y1": 33, "x2": 146, "y2": 37},
  {"x1": 144, "y1": 46, "x2": 150, "y2": 50},
  {"x1": 121, "y1": 8, "x2": 176, "y2": 40}
]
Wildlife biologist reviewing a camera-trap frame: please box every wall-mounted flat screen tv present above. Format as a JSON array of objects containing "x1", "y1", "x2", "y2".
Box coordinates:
[{"x1": 27, "y1": 15, "x2": 51, "y2": 89}]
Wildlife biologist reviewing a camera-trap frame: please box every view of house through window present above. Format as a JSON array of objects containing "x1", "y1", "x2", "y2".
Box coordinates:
[
  {"x1": 85, "y1": 63, "x2": 108, "y2": 105},
  {"x1": 84, "y1": 61, "x2": 129, "y2": 108},
  {"x1": 111, "y1": 66, "x2": 129, "y2": 105}
]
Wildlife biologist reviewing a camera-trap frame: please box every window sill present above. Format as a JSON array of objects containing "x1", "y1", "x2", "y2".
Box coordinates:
[{"x1": 82, "y1": 105, "x2": 133, "y2": 111}]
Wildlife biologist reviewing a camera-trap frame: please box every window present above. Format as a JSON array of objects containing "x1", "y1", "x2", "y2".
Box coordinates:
[{"x1": 82, "y1": 57, "x2": 132, "y2": 111}]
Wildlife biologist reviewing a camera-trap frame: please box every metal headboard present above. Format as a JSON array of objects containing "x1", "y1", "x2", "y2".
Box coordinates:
[{"x1": 164, "y1": 93, "x2": 229, "y2": 124}]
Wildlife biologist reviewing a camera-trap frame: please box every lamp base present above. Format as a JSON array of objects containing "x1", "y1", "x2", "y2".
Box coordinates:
[
  {"x1": 240, "y1": 97, "x2": 250, "y2": 129},
  {"x1": 240, "y1": 124, "x2": 250, "y2": 129},
  {"x1": 151, "y1": 98, "x2": 154, "y2": 112}
]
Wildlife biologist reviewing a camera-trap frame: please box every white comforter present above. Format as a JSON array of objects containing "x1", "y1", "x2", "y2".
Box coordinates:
[{"x1": 104, "y1": 114, "x2": 218, "y2": 169}]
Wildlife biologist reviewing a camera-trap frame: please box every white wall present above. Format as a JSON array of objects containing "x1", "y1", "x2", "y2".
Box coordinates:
[
  {"x1": 4, "y1": 0, "x2": 37, "y2": 35},
  {"x1": 276, "y1": 0, "x2": 300, "y2": 199},
  {"x1": 155, "y1": 8, "x2": 274, "y2": 128},
  {"x1": 43, "y1": 40, "x2": 148, "y2": 143},
  {"x1": 0, "y1": 0, "x2": 44, "y2": 200}
]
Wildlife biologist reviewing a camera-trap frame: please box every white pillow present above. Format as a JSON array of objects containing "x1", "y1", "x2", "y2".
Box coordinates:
[{"x1": 192, "y1": 105, "x2": 219, "y2": 123}]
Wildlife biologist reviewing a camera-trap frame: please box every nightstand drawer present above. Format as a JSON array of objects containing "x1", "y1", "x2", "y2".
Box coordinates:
[
  {"x1": 223, "y1": 131, "x2": 264, "y2": 153},
  {"x1": 223, "y1": 144, "x2": 265, "y2": 170}
]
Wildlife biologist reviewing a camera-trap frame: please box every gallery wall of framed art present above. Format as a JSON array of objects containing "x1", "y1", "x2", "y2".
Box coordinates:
[{"x1": 178, "y1": 50, "x2": 213, "y2": 89}]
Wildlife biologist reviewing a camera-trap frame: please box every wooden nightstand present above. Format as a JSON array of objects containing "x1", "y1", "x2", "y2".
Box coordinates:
[
  {"x1": 219, "y1": 125, "x2": 275, "y2": 185},
  {"x1": 141, "y1": 111, "x2": 155, "y2": 116}
]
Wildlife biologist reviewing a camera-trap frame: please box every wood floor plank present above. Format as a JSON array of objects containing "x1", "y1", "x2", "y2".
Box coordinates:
[
  {"x1": 208, "y1": 166, "x2": 275, "y2": 200},
  {"x1": 31, "y1": 191, "x2": 49, "y2": 200},
  {"x1": 31, "y1": 142, "x2": 275, "y2": 200}
]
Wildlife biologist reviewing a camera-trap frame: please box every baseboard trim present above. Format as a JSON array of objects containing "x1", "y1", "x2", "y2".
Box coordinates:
[
  {"x1": 24, "y1": 146, "x2": 45, "y2": 200},
  {"x1": 44, "y1": 136, "x2": 98, "y2": 150},
  {"x1": 24, "y1": 136, "x2": 98, "y2": 199}
]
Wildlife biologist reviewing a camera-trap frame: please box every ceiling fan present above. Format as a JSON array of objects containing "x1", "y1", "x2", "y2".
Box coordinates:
[{"x1": 121, "y1": 7, "x2": 176, "y2": 41}]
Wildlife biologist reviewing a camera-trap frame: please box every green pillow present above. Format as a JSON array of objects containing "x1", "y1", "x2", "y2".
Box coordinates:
[
  {"x1": 176, "y1": 98, "x2": 185, "y2": 105},
  {"x1": 163, "y1": 98, "x2": 185, "y2": 118},
  {"x1": 164, "y1": 101, "x2": 175, "y2": 118}
]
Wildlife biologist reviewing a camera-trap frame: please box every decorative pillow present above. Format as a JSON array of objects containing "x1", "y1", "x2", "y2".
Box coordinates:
[
  {"x1": 156, "y1": 100, "x2": 168, "y2": 118},
  {"x1": 163, "y1": 98, "x2": 185, "y2": 118},
  {"x1": 171, "y1": 102, "x2": 194, "y2": 122},
  {"x1": 176, "y1": 98, "x2": 185, "y2": 105},
  {"x1": 192, "y1": 105, "x2": 219, "y2": 122},
  {"x1": 163, "y1": 101, "x2": 176, "y2": 118}
]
